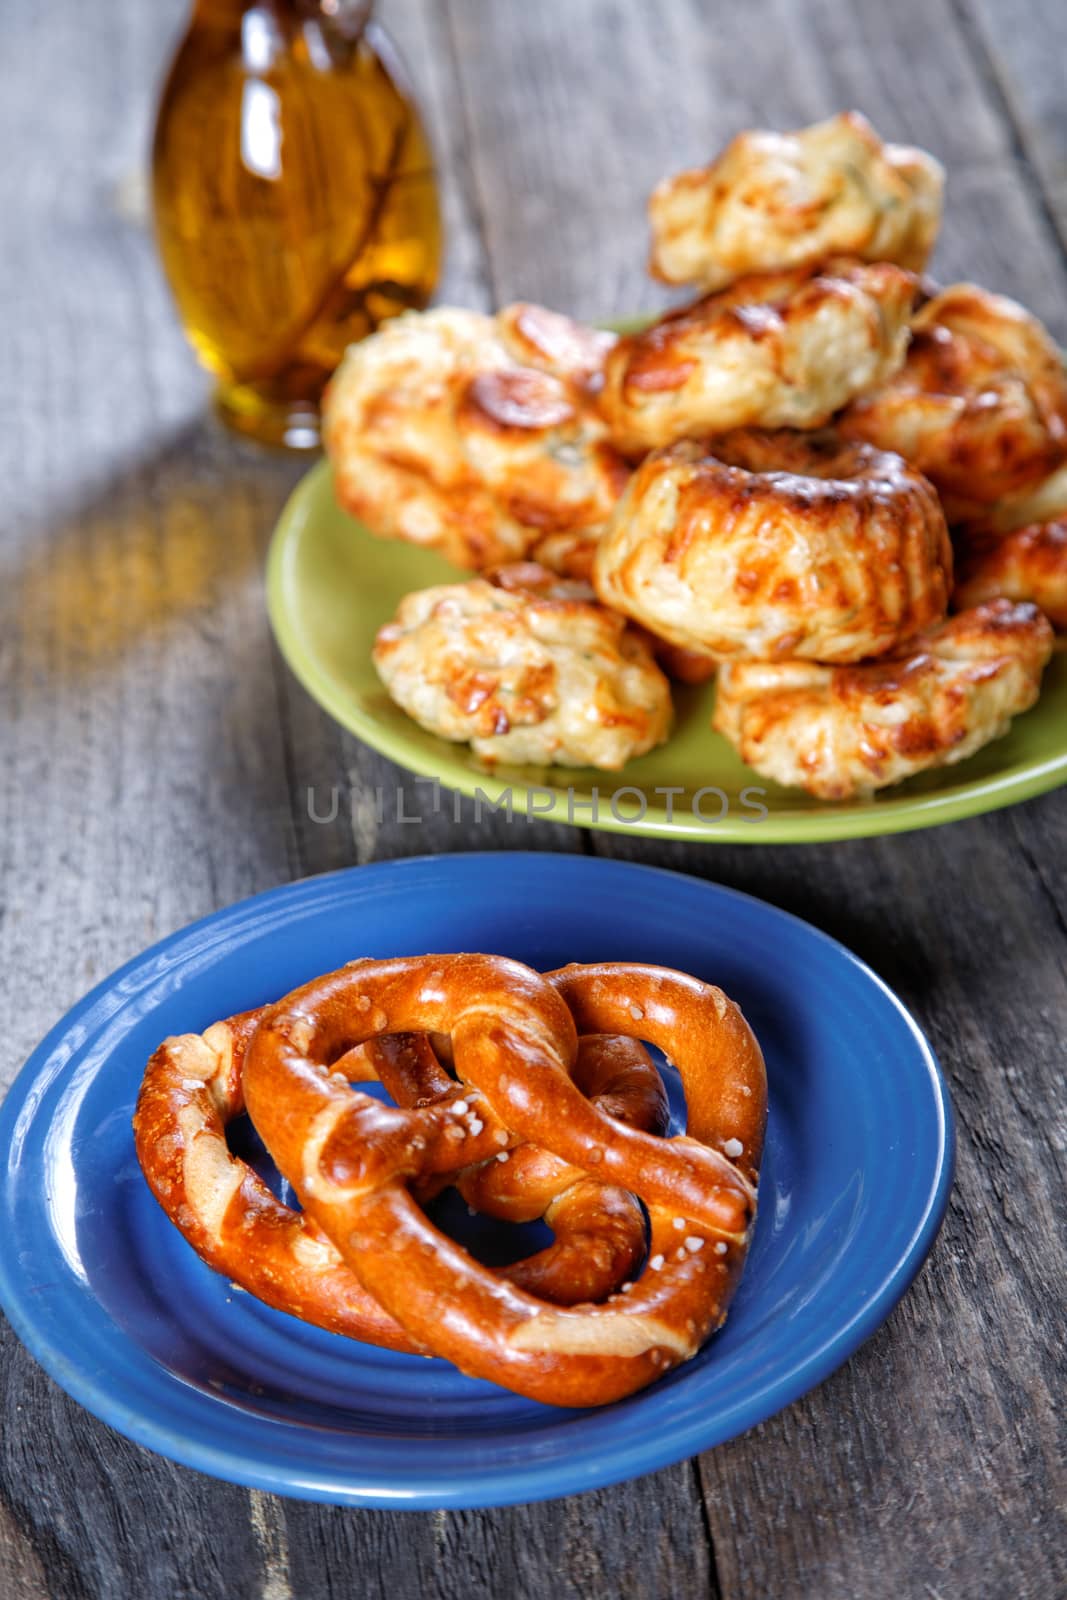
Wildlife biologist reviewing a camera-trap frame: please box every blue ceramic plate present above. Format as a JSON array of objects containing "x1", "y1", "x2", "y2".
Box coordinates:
[{"x1": 0, "y1": 855, "x2": 953, "y2": 1508}]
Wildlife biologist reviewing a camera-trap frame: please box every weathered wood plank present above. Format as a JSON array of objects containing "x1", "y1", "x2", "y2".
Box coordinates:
[
  {"x1": 0, "y1": 1499, "x2": 48, "y2": 1600},
  {"x1": 0, "y1": 0, "x2": 314, "y2": 1587},
  {"x1": 280, "y1": 1464, "x2": 716, "y2": 1600},
  {"x1": 959, "y1": 0, "x2": 1067, "y2": 241},
  {"x1": 439, "y1": 0, "x2": 1026, "y2": 321}
]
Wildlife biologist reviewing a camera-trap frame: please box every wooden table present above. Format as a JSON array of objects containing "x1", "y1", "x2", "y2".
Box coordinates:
[{"x1": 2, "y1": 2, "x2": 1065, "y2": 1595}]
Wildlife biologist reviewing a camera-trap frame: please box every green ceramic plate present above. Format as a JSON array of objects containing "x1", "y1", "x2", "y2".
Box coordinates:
[{"x1": 267, "y1": 459, "x2": 1067, "y2": 843}]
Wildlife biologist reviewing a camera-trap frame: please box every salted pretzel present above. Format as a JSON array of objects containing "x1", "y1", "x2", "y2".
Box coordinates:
[
  {"x1": 133, "y1": 1003, "x2": 667, "y2": 1353},
  {"x1": 241, "y1": 954, "x2": 766, "y2": 1408}
]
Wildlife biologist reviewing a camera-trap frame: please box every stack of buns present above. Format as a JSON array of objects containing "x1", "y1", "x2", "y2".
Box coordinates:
[{"x1": 325, "y1": 111, "x2": 1059, "y2": 798}]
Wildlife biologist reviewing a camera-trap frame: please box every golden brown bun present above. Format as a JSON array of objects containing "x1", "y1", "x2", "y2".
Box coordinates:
[
  {"x1": 593, "y1": 431, "x2": 952, "y2": 663},
  {"x1": 323, "y1": 305, "x2": 628, "y2": 571},
  {"x1": 649, "y1": 111, "x2": 942, "y2": 289},
  {"x1": 961, "y1": 460, "x2": 1067, "y2": 539},
  {"x1": 372, "y1": 563, "x2": 672, "y2": 770},
  {"x1": 600, "y1": 261, "x2": 917, "y2": 453},
  {"x1": 712, "y1": 600, "x2": 1053, "y2": 799},
  {"x1": 840, "y1": 283, "x2": 1067, "y2": 519},
  {"x1": 954, "y1": 521, "x2": 1067, "y2": 629}
]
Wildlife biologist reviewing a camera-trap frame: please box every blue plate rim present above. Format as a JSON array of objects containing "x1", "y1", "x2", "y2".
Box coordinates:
[{"x1": 0, "y1": 853, "x2": 956, "y2": 1507}]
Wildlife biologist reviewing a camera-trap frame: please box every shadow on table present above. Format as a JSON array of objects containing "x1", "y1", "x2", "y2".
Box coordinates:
[{"x1": 4, "y1": 408, "x2": 306, "y2": 708}]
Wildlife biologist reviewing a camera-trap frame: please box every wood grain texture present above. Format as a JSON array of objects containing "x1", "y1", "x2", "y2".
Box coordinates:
[
  {"x1": 957, "y1": 0, "x2": 1067, "y2": 240},
  {"x1": 0, "y1": 0, "x2": 1065, "y2": 1597}
]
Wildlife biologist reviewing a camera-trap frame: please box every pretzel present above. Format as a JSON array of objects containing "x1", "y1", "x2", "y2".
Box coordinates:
[
  {"x1": 242, "y1": 955, "x2": 766, "y2": 1407},
  {"x1": 378, "y1": 1028, "x2": 671, "y2": 1305},
  {"x1": 133, "y1": 1002, "x2": 666, "y2": 1352}
]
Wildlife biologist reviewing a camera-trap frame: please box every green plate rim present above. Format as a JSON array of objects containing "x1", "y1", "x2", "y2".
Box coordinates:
[{"x1": 266, "y1": 457, "x2": 1067, "y2": 845}]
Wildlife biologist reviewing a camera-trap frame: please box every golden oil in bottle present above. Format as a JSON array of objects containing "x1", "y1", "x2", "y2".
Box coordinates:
[{"x1": 152, "y1": 0, "x2": 442, "y2": 447}]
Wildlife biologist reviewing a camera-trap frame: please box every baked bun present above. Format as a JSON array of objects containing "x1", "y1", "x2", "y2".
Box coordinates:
[
  {"x1": 649, "y1": 111, "x2": 943, "y2": 290},
  {"x1": 954, "y1": 521, "x2": 1067, "y2": 629},
  {"x1": 964, "y1": 460, "x2": 1067, "y2": 539},
  {"x1": 324, "y1": 305, "x2": 628, "y2": 572},
  {"x1": 840, "y1": 283, "x2": 1067, "y2": 519},
  {"x1": 713, "y1": 600, "x2": 1053, "y2": 799},
  {"x1": 372, "y1": 563, "x2": 672, "y2": 770},
  {"x1": 600, "y1": 261, "x2": 916, "y2": 454},
  {"x1": 593, "y1": 432, "x2": 952, "y2": 663}
]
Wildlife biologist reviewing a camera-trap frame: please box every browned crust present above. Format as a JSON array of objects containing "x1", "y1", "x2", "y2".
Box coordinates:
[
  {"x1": 600, "y1": 261, "x2": 917, "y2": 453},
  {"x1": 953, "y1": 519, "x2": 1067, "y2": 629},
  {"x1": 594, "y1": 431, "x2": 953, "y2": 663},
  {"x1": 133, "y1": 983, "x2": 677, "y2": 1359},
  {"x1": 841, "y1": 283, "x2": 1067, "y2": 510},
  {"x1": 712, "y1": 599, "x2": 1054, "y2": 799}
]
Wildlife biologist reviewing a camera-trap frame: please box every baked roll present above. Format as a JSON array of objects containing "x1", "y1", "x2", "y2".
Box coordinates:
[
  {"x1": 649, "y1": 111, "x2": 943, "y2": 290},
  {"x1": 593, "y1": 432, "x2": 952, "y2": 663},
  {"x1": 373, "y1": 564, "x2": 672, "y2": 770},
  {"x1": 324, "y1": 304, "x2": 628, "y2": 573},
  {"x1": 712, "y1": 600, "x2": 1053, "y2": 799},
  {"x1": 954, "y1": 521, "x2": 1067, "y2": 629},
  {"x1": 840, "y1": 283, "x2": 1067, "y2": 520},
  {"x1": 600, "y1": 261, "x2": 917, "y2": 454}
]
